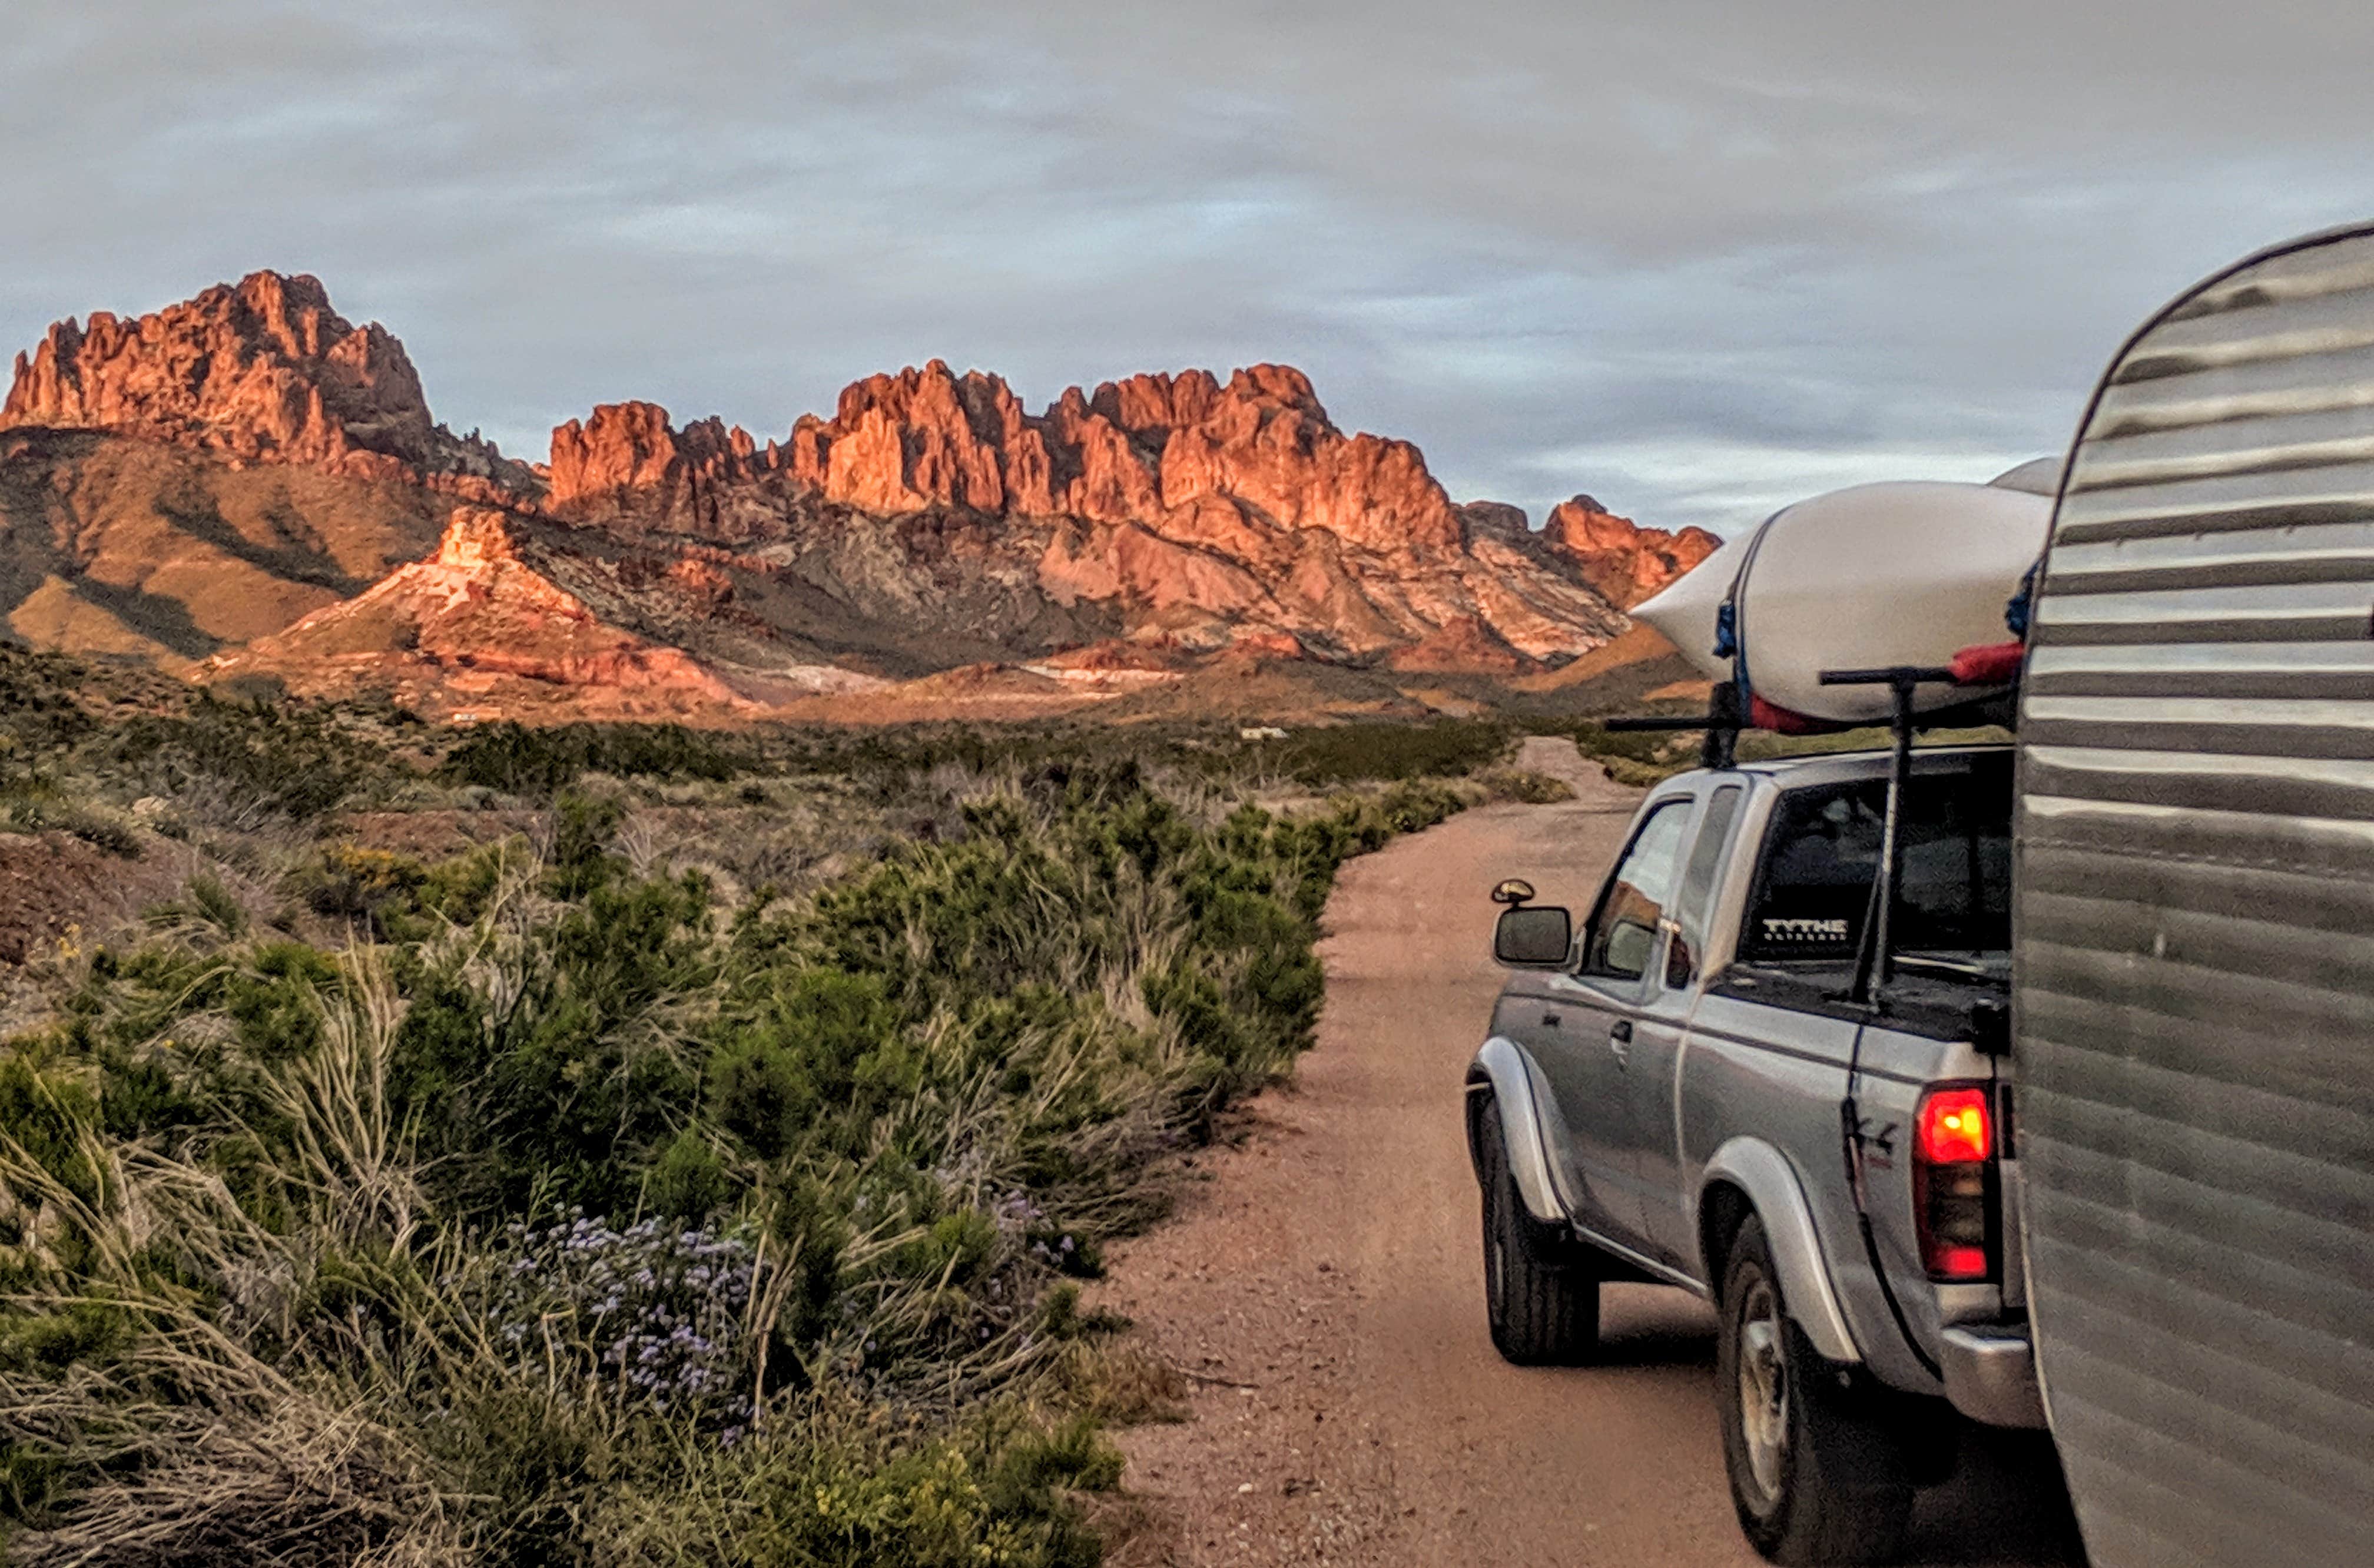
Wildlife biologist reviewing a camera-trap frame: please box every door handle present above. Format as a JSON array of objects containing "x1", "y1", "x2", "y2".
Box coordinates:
[
  {"x1": 1608, "y1": 1019, "x2": 1632, "y2": 1065},
  {"x1": 1542, "y1": 1011, "x2": 1563, "y2": 1028}
]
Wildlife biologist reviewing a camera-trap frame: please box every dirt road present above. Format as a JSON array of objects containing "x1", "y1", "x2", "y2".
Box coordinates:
[{"x1": 1093, "y1": 738, "x2": 2083, "y2": 1567}]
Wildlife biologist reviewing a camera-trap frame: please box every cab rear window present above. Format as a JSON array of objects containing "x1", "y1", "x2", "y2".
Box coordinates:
[{"x1": 1739, "y1": 753, "x2": 2011, "y2": 963}]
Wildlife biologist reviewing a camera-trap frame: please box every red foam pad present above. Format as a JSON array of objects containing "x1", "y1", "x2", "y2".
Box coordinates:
[{"x1": 1949, "y1": 640, "x2": 2025, "y2": 687}]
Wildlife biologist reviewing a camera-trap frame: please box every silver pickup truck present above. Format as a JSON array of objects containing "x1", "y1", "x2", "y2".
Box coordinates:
[{"x1": 1467, "y1": 742, "x2": 2042, "y2": 1566}]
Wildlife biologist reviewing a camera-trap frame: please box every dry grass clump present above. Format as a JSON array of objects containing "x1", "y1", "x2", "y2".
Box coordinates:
[{"x1": 0, "y1": 953, "x2": 456, "y2": 1567}]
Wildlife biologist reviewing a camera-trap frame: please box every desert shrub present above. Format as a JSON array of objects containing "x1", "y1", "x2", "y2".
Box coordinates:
[
  {"x1": 545, "y1": 791, "x2": 628, "y2": 899},
  {"x1": 296, "y1": 843, "x2": 428, "y2": 932},
  {"x1": 279, "y1": 838, "x2": 528, "y2": 946},
  {"x1": 395, "y1": 871, "x2": 716, "y2": 1216},
  {"x1": 1238, "y1": 719, "x2": 1512, "y2": 785},
  {"x1": 708, "y1": 970, "x2": 907, "y2": 1159},
  {"x1": 97, "y1": 694, "x2": 393, "y2": 828},
  {"x1": 766, "y1": 725, "x2": 1069, "y2": 790},
  {"x1": 1560, "y1": 720, "x2": 1703, "y2": 787},
  {"x1": 470, "y1": 1211, "x2": 761, "y2": 1432},
  {"x1": 0, "y1": 647, "x2": 101, "y2": 767},
  {"x1": 0, "y1": 781, "x2": 141, "y2": 857},
  {"x1": 439, "y1": 721, "x2": 748, "y2": 795},
  {"x1": 601, "y1": 1403, "x2": 1118, "y2": 1568},
  {"x1": 0, "y1": 752, "x2": 1468, "y2": 1561},
  {"x1": 1477, "y1": 767, "x2": 1577, "y2": 804},
  {"x1": 755, "y1": 718, "x2": 1517, "y2": 797},
  {"x1": 141, "y1": 870, "x2": 253, "y2": 944}
]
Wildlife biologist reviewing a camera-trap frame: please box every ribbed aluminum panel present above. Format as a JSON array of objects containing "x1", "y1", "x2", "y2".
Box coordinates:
[{"x1": 2015, "y1": 224, "x2": 2374, "y2": 1568}]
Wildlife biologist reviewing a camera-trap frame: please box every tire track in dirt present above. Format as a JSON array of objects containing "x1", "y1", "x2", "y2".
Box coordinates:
[{"x1": 1091, "y1": 739, "x2": 2083, "y2": 1567}]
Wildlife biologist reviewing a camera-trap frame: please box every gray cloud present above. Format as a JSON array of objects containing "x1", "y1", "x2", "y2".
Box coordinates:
[{"x1": 5, "y1": 1, "x2": 2370, "y2": 532}]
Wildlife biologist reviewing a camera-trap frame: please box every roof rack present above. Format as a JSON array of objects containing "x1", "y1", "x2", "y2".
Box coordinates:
[{"x1": 1593, "y1": 637, "x2": 2025, "y2": 775}]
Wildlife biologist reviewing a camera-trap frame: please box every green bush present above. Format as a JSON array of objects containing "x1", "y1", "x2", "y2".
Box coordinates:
[
  {"x1": 709, "y1": 970, "x2": 908, "y2": 1158},
  {"x1": 99, "y1": 692, "x2": 394, "y2": 827},
  {"x1": 605, "y1": 1405, "x2": 1118, "y2": 1568},
  {"x1": 1214, "y1": 719, "x2": 1512, "y2": 786},
  {"x1": 0, "y1": 643, "x2": 103, "y2": 763},
  {"x1": 440, "y1": 721, "x2": 749, "y2": 795}
]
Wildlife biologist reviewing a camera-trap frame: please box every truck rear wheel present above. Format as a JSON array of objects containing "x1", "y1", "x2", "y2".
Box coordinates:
[
  {"x1": 1477, "y1": 1097, "x2": 1600, "y2": 1365},
  {"x1": 1717, "y1": 1215, "x2": 1914, "y2": 1564}
]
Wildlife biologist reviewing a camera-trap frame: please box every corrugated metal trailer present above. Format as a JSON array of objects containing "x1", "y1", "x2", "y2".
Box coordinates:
[{"x1": 2015, "y1": 223, "x2": 2374, "y2": 1567}]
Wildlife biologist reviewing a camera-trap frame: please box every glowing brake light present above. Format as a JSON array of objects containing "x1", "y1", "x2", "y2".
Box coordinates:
[
  {"x1": 1912, "y1": 1085, "x2": 1997, "y2": 1282},
  {"x1": 1917, "y1": 1088, "x2": 1992, "y2": 1165}
]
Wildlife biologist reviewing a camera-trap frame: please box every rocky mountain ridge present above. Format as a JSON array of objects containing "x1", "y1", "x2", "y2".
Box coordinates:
[
  {"x1": 548, "y1": 362, "x2": 1468, "y2": 557},
  {"x1": 1, "y1": 272, "x2": 1718, "y2": 718},
  {"x1": 4, "y1": 272, "x2": 530, "y2": 499},
  {"x1": 536, "y1": 359, "x2": 1716, "y2": 665}
]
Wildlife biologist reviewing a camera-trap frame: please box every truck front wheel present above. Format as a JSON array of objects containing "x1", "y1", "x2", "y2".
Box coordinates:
[
  {"x1": 1717, "y1": 1215, "x2": 1914, "y2": 1564},
  {"x1": 1477, "y1": 1097, "x2": 1600, "y2": 1365}
]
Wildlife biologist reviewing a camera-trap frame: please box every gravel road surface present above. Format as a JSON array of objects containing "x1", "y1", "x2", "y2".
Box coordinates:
[{"x1": 1093, "y1": 738, "x2": 2084, "y2": 1567}]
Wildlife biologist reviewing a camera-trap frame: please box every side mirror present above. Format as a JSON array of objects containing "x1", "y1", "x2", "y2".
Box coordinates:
[{"x1": 1494, "y1": 904, "x2": 1572, "y2": 967}]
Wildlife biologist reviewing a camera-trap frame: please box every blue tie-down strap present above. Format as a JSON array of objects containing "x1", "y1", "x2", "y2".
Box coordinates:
[
  {"x1": 2004, "y1": 558, "x2": 2040, "y2": 639},
  {"x1": 1712, "y1": 601, "x2": 1738, "y2": 659}
]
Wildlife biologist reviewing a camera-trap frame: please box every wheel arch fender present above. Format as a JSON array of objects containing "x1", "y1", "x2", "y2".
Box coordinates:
[
  {"x1": 1697, "y1": 1137, "x2": 1862, "y2": 1365},
  {"x1": 1464, "y1": 1036, "x2": 1567, "y2": 1226}
]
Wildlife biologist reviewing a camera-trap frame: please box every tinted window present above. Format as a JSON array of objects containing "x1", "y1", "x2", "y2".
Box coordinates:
[
  {"x1": 1740, "y1": 754, "x2": 2011, "y2": 963},
  {"x1": 1584, "y1": 800, "x2": 1694, "y2": 982}
]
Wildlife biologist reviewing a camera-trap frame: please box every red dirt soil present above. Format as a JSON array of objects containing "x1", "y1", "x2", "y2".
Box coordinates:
[{"x1": 0, "y1": 831, "x2": 218, "y2": 966}]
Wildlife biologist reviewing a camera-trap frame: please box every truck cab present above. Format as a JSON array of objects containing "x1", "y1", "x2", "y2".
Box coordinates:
[{"x1": 1468, "y1": 743, "x2": 2040, "y2": 1565}]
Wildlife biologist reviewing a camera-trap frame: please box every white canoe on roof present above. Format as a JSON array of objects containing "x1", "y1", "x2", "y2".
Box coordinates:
[{"x1": 1630, "y1": 479, "x2": 2052, "y2": 726}]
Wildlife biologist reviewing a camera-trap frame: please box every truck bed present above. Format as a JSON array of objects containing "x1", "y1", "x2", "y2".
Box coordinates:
[{"x1": 1710, "y1": 960, "x2": 2007, "y2": 1044}]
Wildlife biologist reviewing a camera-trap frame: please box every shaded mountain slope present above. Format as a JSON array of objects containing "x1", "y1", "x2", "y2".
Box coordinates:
[{"x1": 0, "y1": 427, "x2": 454, "y2": 668}]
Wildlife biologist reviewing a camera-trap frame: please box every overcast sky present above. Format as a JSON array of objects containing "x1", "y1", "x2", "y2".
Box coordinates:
[{"x1": 6, "y1": 2, "x2": 2372, "y2": 533}]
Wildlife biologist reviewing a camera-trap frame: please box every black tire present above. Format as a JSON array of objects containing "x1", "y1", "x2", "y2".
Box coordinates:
[
  {"x1": 1716, "y1": 1215, "x2": 1914, "y2": 1565},
  {"x1": 1476, "y1": 1097, "x2": 1600, "y2": 1365}
]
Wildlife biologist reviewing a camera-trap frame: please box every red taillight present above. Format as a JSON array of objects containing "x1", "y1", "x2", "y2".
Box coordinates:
[
  {"x1": 1917, "y1": 1088, "x2": 1992, "y2": 1164},
  {"x1": 1925, "y1": 1239, "x2": 1990, "y2": 1280},
  {"x1": 1913, "y1": 1085, "x2": 1997, "y2": 1282}
]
